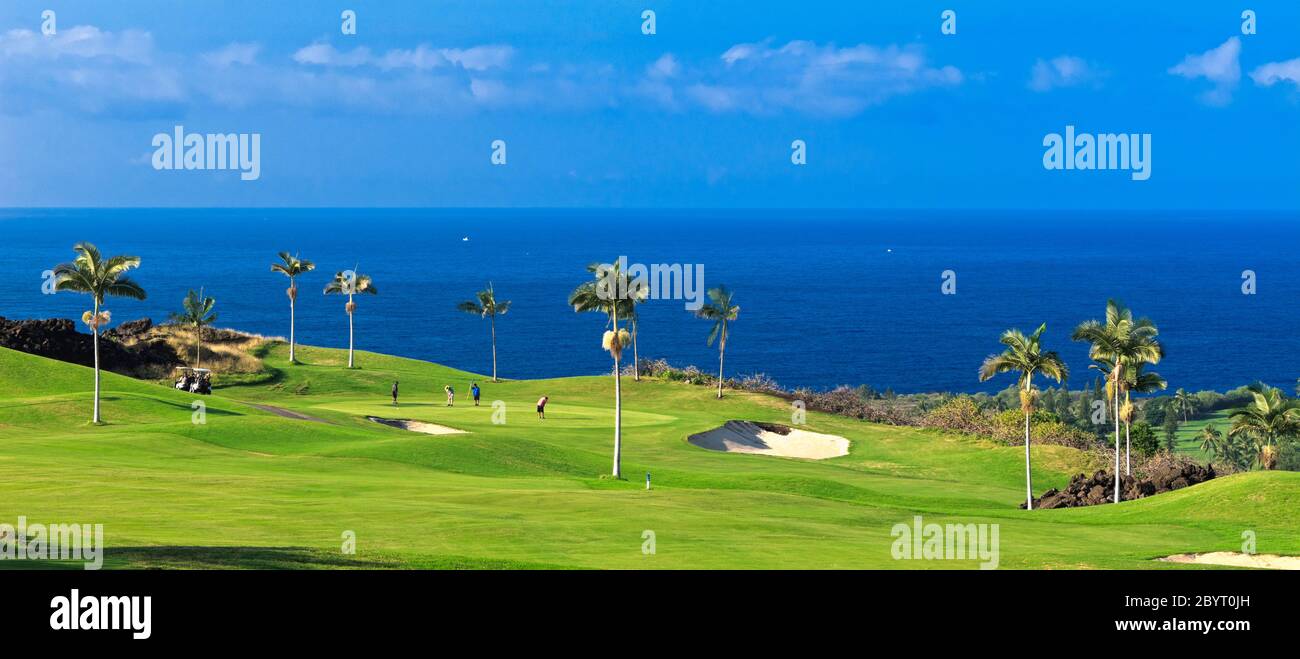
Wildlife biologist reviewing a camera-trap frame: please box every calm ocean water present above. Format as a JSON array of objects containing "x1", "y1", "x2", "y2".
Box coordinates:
[{"x1": 1, "y1": 209, "x2": 1297, "y2": 394}]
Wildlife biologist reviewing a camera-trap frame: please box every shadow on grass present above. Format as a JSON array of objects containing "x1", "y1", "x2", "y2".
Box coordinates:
[
  {"x1": 0, "y1": 546, "x2": 569, "y2": 570},
  {"x1": 0, "y1": 546, "x2": 390, "y2": 570}
]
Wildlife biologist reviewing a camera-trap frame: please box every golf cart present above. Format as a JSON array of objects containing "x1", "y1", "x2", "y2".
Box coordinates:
[{"x1": 174, "y1": 367, "x2": 213, "y2": 395}]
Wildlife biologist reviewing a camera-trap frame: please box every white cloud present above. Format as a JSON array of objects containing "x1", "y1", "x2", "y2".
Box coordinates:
[
  {"x1": 202, "y1": 42, "x2": 260, "y2": 67},
  {"x1": 657, "y1": 40, "x2": 961, "y2": 116},
  {"x1": 1, "y1": 26, "x2": 957, "y2": 119},
  {"x1": 292, "y1": 43, "x2": 374, "y2": 67},
  {"x1": 0, "y1": 25, "x2": 184, "y2": 115},
  {"x1": 1250, "y1": 57, "x2": 1300, "y2": 89},
  {"x1": 1169, "y1": 37, "x2": 1241, "y2": 105},
  {"x1": 721, "y1": 43, "x2": 762, "y2": 66},
  {"x1": 469, "y1": 78, "x2": 509, "y2": 102},
  {"x1": 686, "y1": 84, "x2": 740, "y2": 112},
  {"x1": 647, "y1": 54, "x2": 679, "y2": 79},
  {"x1": 1028, "y1": 55, "x2": 1103, "y2": 91},
  {"x1": 292, "y1": 42, "x2": 513, "y2": 71},
  {"x1": 0, "y1": 25, "x2": 155, "y2": 63},
  {"x1": 439, "y1": 45, "x2": 513, "y2": 71}
]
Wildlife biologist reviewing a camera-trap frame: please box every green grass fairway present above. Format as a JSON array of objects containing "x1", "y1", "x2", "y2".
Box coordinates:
[
  {"x1": 2, "y1": 343, "x2": 1297, "y2": 569},
  {"x1": 1173, "y1": 410, "x2": 1233, "y2": 461}
]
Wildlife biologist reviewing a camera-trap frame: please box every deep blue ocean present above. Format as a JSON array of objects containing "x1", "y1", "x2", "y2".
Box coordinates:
[{"x1": 2, "y1": 209, "x2": 1298, "y2": 394}]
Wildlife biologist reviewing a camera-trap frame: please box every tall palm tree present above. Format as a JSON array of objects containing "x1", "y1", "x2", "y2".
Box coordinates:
[
  {"x1": 1173, "y1": 388, "x2": 1196, "y2": 423},
  {"x1": 1072, "y1": 299, "x2": 1162, "y2": 503},
  {"x1": 170, "y1": 288, "x2": 217, "y2": 368},
  {"x1": 323, "y1": 270, "x2": 377, "y2": 368},
  {"x1": 270, "y1": 252, "x2": 315, "y2": 364},
  {"x1": 1228, "y1": 384, "x2": 1300, "y2": 470},
  {"x1": 696, "y1": 286, "x2": 740, "y2": 399},
  {"x1": 51, "y1": 242, "x2": 146, "y2": 424},
  {"x1": 570, "y1": 260, "x2": 636, "y2": 478},
  {"x1": 457, "y1": 283, "x2": 511, "y2": 382},
  {"x1": 978, "y1": 323, "x2": 1069, "y2": 510}
]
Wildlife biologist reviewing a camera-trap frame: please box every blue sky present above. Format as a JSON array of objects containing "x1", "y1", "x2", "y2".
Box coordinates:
[{"x1": 0, "y1": 0, "x2": 1297, "y2": 208}]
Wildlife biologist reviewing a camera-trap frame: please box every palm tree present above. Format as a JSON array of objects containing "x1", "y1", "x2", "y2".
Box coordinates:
[
  {"x1": 978, "y1": 323, "x2": 1069, "y2": 510},
  {"x1": 570, "y1": 260, "x2": 637, "y2": 478},
  {"x1": 1173, "y1": 388, "x2": 1196, "y2": 423},
  {"x1": 457, "y1": 283, "x2": 511, "y2": 382},
  {"x1": 1072, "y1": 299, "x2": 1162, "y2": 503},
  {"x1": 1198, "y1": 423, "x2": 1225, "y2": 459},
  {"x1": 696, "y1": 286, "x2": 740, "y2": 399},
  {"x1": 323, "y1": 270, "x2": 377, "y2": 368},
  {"x1": 270, "y1": 252, "x2": 315, "y2": 363},
  {"x1": 51, "y1": 242, "x2": 146, "y2": 424},
  {"x1": 1228, "y1": 384, "x2": 1300, "y2": 470},
  {"x1": 1100, "y1": 358, "x2": 1166, "y2": 476},
  {"x1": 577, "y1": 262, "x2": 647, "y2": 381},
  {"x1": 170, "y1": 288, "x2": 217, "y2": 368}
]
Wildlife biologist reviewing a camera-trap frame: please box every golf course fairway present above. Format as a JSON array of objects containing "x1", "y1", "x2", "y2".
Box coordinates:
[{"x1": 2, "y1": 343, "x2": 1297, "y2": 570}]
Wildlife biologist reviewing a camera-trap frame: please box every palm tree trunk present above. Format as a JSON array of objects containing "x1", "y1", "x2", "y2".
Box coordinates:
[
  {"x1": 613, "y1": 355, "x2": 622, "y2": 478},
  {"x1": 490, "y1": 312, "x2": 498, "y2": 382},
  {"x1": 1024, "y1": 408, "x2": 1033, "y2": 510},
  {"x1": 612, "y1": 310, "x2": 622, "y2": 478},
  {"x1": 1125, "y1": 422, "x2": 1131, "y2": 476},
  {"x1": 289, "y1": 283, "x2": 296, "y2": 363},
  {"x1": 1113, "y1": 386, "x2": 1121, "y2": 504},
  {"x1": 716, "y1": 331, "x2": 726, "y2": 400},
  {"x1": 92, "y1": 299, "x2": 101, "y2": 425},
  {"x1": 631, "y1": 318, "x2": 640, "y2": 382},
  {"x1": 347, "y1": 293, "x2": 355, "y2": 369},
  {"x1": 195, "y1": 326, "x2": 202, "y2": 368}
]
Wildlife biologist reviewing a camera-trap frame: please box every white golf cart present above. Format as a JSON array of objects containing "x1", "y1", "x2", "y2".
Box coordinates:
[{"x1": 174, "y1": 367, "x2": 213, "y2": 395}]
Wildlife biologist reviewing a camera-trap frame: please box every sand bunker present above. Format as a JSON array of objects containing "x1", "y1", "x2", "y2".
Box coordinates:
[
  {"x1": 367, "y1": 416, "x2": 467, "y2": 435},
  {"x1": 1159, "y1": 552, "x2": 1300, "y2": 570},
  {"x1": 688, "y1": 421, "x2": 849, "y2": 459}
]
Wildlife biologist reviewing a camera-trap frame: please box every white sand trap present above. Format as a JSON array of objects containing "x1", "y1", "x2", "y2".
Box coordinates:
[
  {"x1": 367, "y1": 416, "x2": 467, "y2": 435},
  {"x1": 1159, "y1": 552, "x2": 1300, "y2": 570},
  {"x1": 688, "y1": 421, "x2": 849, "y2": 460}
]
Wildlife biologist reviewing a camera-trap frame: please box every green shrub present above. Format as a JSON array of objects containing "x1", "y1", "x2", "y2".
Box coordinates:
[{"x1": 1130, "y1": 422, "x2": 1159, "y2": 457}]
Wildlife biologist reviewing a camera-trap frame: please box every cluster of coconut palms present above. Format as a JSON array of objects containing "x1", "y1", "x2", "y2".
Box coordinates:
[
  {"x1": 270, "y1": 252, "x2": 387, "y2": 370},
  {"x1": 981, "y1": 299, "x2": 1166, "y2": 509},
  {"x1": 568, "y1": 260, "x2": 740, "y2": 478},
  {"x1": 1201, "y1": 385, "x2": 1300, "y2": 470},
  {"x1": 278, "y1": 254, "x2": 517, "y2": 380},
  {"x1": 47, "y1": 244, "x2": 380, "y2": 423},
  {"x1": 985, "y1": 298, "x2": 1300, "y2": 509}
]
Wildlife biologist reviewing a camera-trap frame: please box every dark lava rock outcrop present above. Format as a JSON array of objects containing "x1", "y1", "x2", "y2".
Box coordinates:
[
  {"x1": 0, "y1": 316, "x2": 179, "y2": 376},
  {"x1": 1022, "y1": 463, "x2": 1216, "y2": 509}
]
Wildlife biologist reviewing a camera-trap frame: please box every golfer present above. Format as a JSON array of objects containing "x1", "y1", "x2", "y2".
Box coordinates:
[
  {"x1": 392, "y1": 380, "x2": 399, "y2": 406},
  {"x1": 536, "y1": 395, "x2": 548, "y2": 419},
  {"x1": 444, "y1": 385, "x2": 455, "y2": 406},
  {"x1": 471, "y1": 382, "x2": 481, "y2": 406}
]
